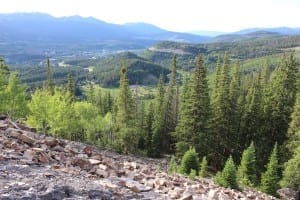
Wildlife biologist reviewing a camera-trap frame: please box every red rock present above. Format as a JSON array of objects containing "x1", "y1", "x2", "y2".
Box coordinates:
[
  {"x1": 89, "y1": 159, "x2": 101, "y2": 165},
  {"x1": 116, "y1": 169, "x2": 126, "y2": 177},
  {"x1": 145, "y1": 179, "x2": 155, "y2": 188},
  {"x1": 180, "y1": 194, "x2": 193, "y2": 200},
  {"x1": 32, "y1": 148, "x2": 44, "y2": 152},
  {"x1": 11, "y1": 142, "x2": 19, "y2": 150},
  {"x1": 5, "y1": 128, "x2": 21, "y2": 138},
  {"x1": 3, "y1": 140, "x2": 12, "y2": 148},
  {"x1": 37, "y1": 152, "x2": 50, "y2": 163},
  {"x1": 96, "y1": 169, "x2": 109, "y2": 178},
  {"x1": 83, "y1": 146, "x2": 93, "y2": 157},
  {"x1": 51, "y1": 145, "x2": 64, "y2": 152},
  {"x1": 124, "y1": 161, "x2": 137, "y2": 170},
  {"x1": 109, "y1": 170, "x2": 118, "y2": 177},
  {"x1": 72, "y1": 157, "x2": 93, "y2": 171},
  {"x1": 23, "y1": 149, "x2": 36, "y2": 161},
  {"x1": 208, "y1": 189, "x2": 218, "y2": 200},
  {"x1": 58, "y1": 152, "x2": 66, "y2": 163},
  {"x1": 44, "y1": 172, "x2": 55, "y2": 178},
  {"x1": 18, "y1": 133, "x2": 35, "y2": 145},
  {"x1": 133, "y1": 173, "x2": 144, "y2": 181},
  {"x1": 98, "y1": 164, "x2": 108, "y2": 170},
  {"x1": 129, "y1": 185, "x2": 140, "y2": 193},
  {"x1": 0, "y1": 123, "x2": 8, "y2": 130},
  {"x1": 45, "y1": 139, "x2": 58, "y2": 147},
  {"x1": 52, "y1": 165, "x2": 61, "y2": 169}
]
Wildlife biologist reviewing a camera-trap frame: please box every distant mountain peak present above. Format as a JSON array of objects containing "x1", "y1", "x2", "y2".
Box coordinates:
[{"x1": 0, "y1": 12, "x2": 210, "y2": 46}]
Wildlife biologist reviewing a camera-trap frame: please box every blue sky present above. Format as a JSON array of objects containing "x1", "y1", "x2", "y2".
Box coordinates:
[{"x1": 0, "y1": 0, "x2": 299, "y2": 32}]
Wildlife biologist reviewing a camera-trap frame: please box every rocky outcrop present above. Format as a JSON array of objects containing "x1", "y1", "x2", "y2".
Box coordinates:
[{"x1": 0, "y1": 118, "x2": 279, "y2": 199}]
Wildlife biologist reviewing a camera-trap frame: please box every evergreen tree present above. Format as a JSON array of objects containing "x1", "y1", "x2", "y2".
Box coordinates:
[
  {"x1": 103, "y1": 91, "x2": 113, "y2": 114},
  {"x1": 237, "y1": 142, "x2": 257, "y2": 187},
  {"x1": 214, "y1": 155, "x2": 239, "y2": 189},
  {"x1": 161, "y1": 55, "x2": 178, "y2": 153},
  {"x1": 175, "y1": 54, "x2": 210, "y2": 158},
  {"x1": 262, "y1": 53, "x2": 298, "y2": 167},
  {"x1": 46, "y1": 58, "x2": 54, "y2": 95},
  {"x1": 87, "y1": 83, "x2": 95, "y2": 104},
  {"x1": 137, "y1": 100, "x2": 146, "y2": 149},
  {"x1": 280, "y1": 146, "x2": 300, "y2": 191},
  {"x1": 67, "y1": 67, "x2": 75, "y2": 101},
  {"x1": 179, "y1": 74, "x2": 190, "y2": 115},
  {"x1": 94, "y1": 88, "x2": 104, "y2": 115},
  {"x1": 145, "y1": 102, "x2": 154, "y2": 156},
  {"x1": 240, "y1": 78, "x2": 262, "y2": 153},
  {"x1": 260, "y1": 144, "x2": 280, "y2": 196},
  {"x1": 286, "y1": 92, "x2": 300, "y2": 154},
  {"x1": 168, "y1": 155, "x2": 178, "y2": 175},
  {"x1": 260, "y1": 58, "x2": 271, "y2": 86},
  {"x1": 0, "y1": 57, "x2": 10, "y2": 90},
  {"x1": 229, "y1": 62, "x2": 243, "y2": 160},
  {"x1": 211, "y1": 55, "x2": 222, "y2": 102},
  {"x1": 199, "y1": 156, "x2": 208, "y2": 178},
  {"x1": 115, "y1": 66, "x2": 136, "y2": 153},
  {"x1": 152, "y1": 74, "x2": 165, "y2": 157},
  {"x1": 210, "y1": 53, "x2": 232, "y2": 168},
  {"x1": 179, "y1": 147, "x2": 200, "y2": 176}
]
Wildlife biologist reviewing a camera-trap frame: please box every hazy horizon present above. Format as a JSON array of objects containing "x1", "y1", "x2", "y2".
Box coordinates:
[{"x1": 0, "y1": 0, "x2": 300, "y2": 33}]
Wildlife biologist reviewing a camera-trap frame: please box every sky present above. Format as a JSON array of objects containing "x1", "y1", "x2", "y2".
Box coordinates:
[{"x1": 0, "y1": 0, "x2": 299, "y2": 33}]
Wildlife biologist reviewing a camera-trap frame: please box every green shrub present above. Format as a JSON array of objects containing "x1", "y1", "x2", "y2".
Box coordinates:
[
  {"x1": 260, "y1": 144, "x2": 280, "y2": 196},
  {"x1": 189, "y1": 169, "x2": 197, "y2": 180},
  {"x1": 199, "y1": 156, "x2": 208, "y2": 177},
  {"x1": 281, "y1": 146, "x2": 300, "y2": 191},
  {"x1": 214, "y1": 155, "x2": 239, "y2": 189},
  {"x1": 214, "y1": 171, "x2": 225, "y2": 186},
  {"x1": 237, "y1": 142, "x2": 257, "y2": 186},
  {"x1": 168, "y1": 155, "x2": 178, "y2": 175},
  {"x1": 179, "y1": 147, "x2": 200, "y2": 175}
]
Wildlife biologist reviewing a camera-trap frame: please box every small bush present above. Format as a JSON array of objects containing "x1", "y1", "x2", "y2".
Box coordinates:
[
  {"x1": 199, "y1": 156, "x2": 208, "y2": 177},
  {"x1": 260, "y1": 144, "x2": 280, "y2": 196},
  {"x1": 168, "y1": 155, "x2": 178, "y2": 175},
  {"x1": 280, "y1": 146, "x2": 300, "y2": 191},
  {"x1": 237, "y1": 142, "x2": 257, "y2": 186},
  {"x1": 179, "y1": 147, "x2": 200, "y2": 175},
  {"x1": 189, "y1": 169, "x2": 197, "y2": 180},
  {"x1": 214, "y1": 155, "x2": 239, "y2": 189}
]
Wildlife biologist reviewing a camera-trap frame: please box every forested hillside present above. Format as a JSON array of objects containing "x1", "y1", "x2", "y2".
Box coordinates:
[
  {"x1": 66, "y1": 52, "x2": 170, "y2": 87},
  {"x1": 12, "y1": 34, "x2": 300, "y2": 90},
  {"x1": 1, "y1": 49, "x2": 299, "y2": 197}
]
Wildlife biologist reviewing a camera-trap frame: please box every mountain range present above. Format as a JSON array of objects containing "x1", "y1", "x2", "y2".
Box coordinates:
[
  {"x1": 0, "y1": 13, "x2": 209, "y2": 44},
  {"x1": 1, "y1": 12, "x2": 300, "y2": 66},
  {"x1": 1, "y1": 13, "x2": 300, "y2": 45}
]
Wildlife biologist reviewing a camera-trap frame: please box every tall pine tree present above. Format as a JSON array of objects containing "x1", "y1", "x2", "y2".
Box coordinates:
[
  {"x1": 67, "y1": 67, "x2": 75, "y2": 102},
  {"x1": 152, "y1": 74, "x2": 165, "y2": 157},
  {"x1": 175, "y1": 54, "x2": 210, "y2": 158},
  {"x1": 210, "y1": 53, "x2": 232, "y2": 168},
  {"x1": 115, "y1": 66, "x2": 137, "y2": 153},
  {"x1": 286, "y1": 91, "x2": 300, "y2": 155},
  {"x1": 262, "y1": 53, "x2": 298, "y2": 167},
  {"x1": 161, "y1": 55, "x2": 178, "y2": 153},
  {"x1": 260, "y1": 144, "x2": 280, "y2": 196},
  {"x1": 46, "y1": 58, "x2": 54, "y2": 95}
]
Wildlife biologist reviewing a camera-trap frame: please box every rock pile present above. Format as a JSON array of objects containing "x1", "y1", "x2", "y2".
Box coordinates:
[{"x1": 0, "y1": 118, "x2": 279, "y2": 199}]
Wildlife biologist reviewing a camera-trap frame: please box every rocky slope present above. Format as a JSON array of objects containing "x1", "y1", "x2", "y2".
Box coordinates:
[{"x1": 0, "y1": 117, "x2": 281, "y2": 199}]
